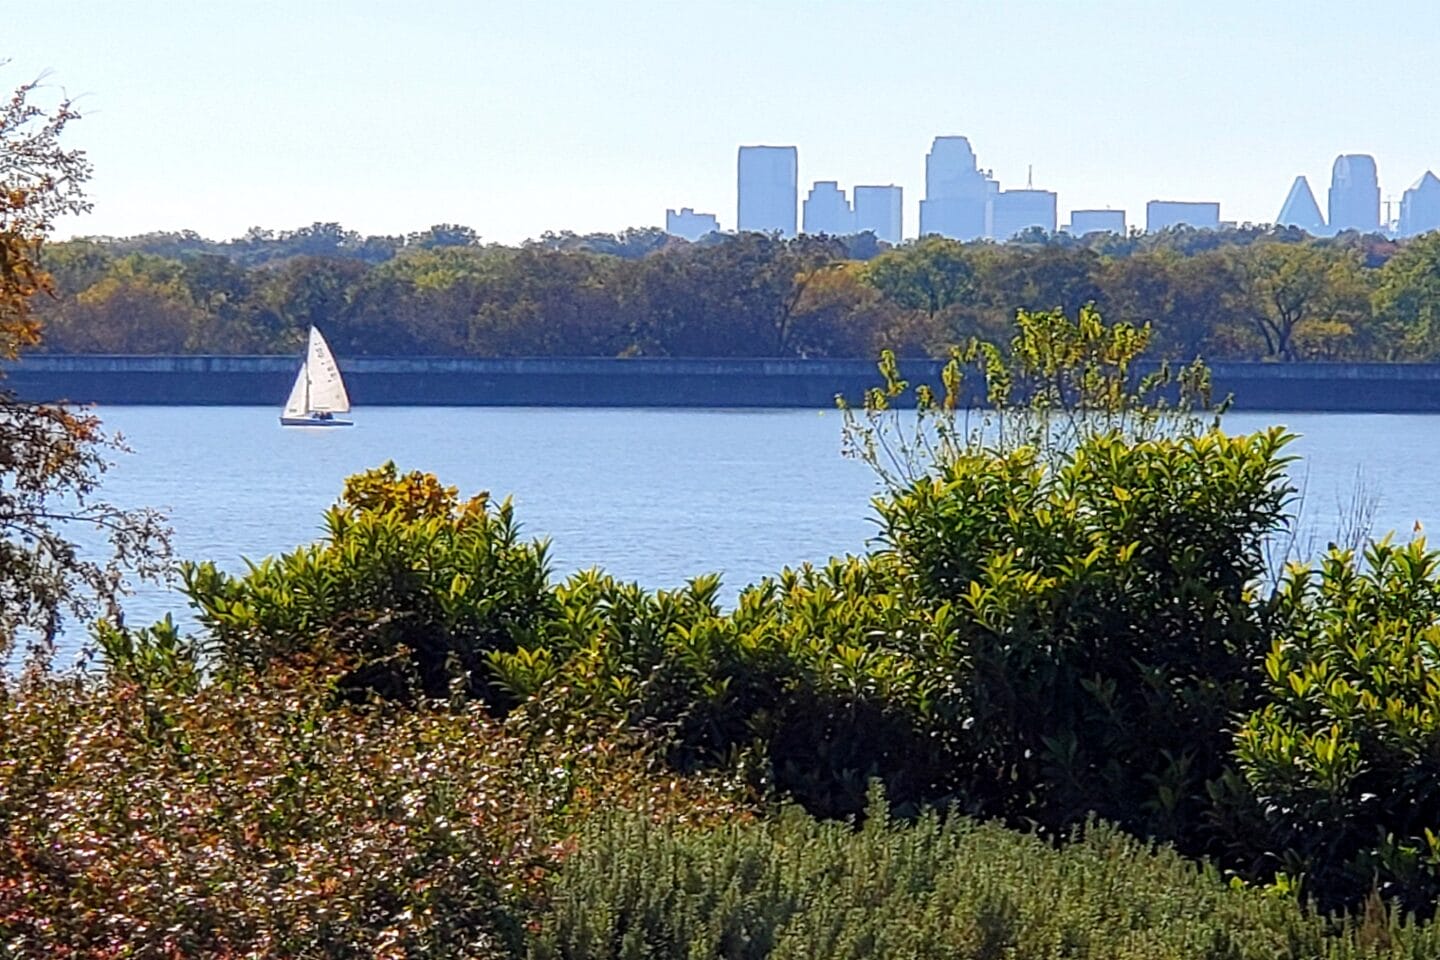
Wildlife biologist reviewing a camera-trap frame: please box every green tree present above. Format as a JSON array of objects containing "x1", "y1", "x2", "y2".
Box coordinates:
[
  {"x1": 255, "y1": 254, "x2": 368, "y2": 352},
  {"x1": 405, "y1": 222, "x2": 481, "y2": 249},
  {"x1": 1100, "y1": 250, "x2": 1255, "y2": 361},
  {"x1": 862, "y1": 235, "x2": 976, "y2": 321},
  {"x1": 1373, "y1": 232, "x2": 1440, "y2": 359}
]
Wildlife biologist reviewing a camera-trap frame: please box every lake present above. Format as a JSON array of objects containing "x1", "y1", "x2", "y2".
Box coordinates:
[{"x1": 44, "y1": 406, "x2": 1440, "y2": 661}]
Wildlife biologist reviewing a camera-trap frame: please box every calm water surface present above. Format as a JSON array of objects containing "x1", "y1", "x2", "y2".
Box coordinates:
[{"x1": 51, "y1": 406, "x2": 1440, "y2": 659}]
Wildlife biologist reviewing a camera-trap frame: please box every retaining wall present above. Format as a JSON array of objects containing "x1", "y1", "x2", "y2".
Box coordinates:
[{"x1": 5, "y1": 355, "x2": 1440, "y2": 412}]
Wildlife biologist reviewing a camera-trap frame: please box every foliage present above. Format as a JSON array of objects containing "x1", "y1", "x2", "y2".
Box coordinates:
[
  {"x1": 180, "y1": 461, "x2": 551, "y2": 703},
  {"x1": 1374, "y1": 233, "x2": 1440, "y2": 359},
  {"x1": 839, "y1": 304, "x2": 1218, "y2": 492},
  {"x1": 0, "y1": 666, "x2": 748, "y2": 958},
  {"x1": 0, "y1": 71, "x2": 90, "y2": 358},
  {"x1": 1234, "y1": 537, "x2": 1440, "y2": 913},
  {"x1": 873, "y1": 427, "x2": 1292, "y2": 843},
  {"x1": 532, "y1": 794, "x2": 1440, "y2": 960},
  {"x1": 1230, "y1": 242, "x2": 1372, "y2": 361},
  {"x1": 491, "y1": 558, "x2": 948, "y2": 819},
  {"x1": 0, "y1": 69, "x2": 169, "y2": 661},
  {"x1": 34, "y1": 218, "x2": 1440, "y2": 362}
]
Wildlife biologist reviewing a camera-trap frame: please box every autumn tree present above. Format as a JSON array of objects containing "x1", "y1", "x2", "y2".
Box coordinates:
[
  {"x1": 1100, "y1": 250, "x2": 1255, "y2": 361},
  {"x1": 1233, "y1": 242, "x2": 1368, "y2": 361},
  {"x1": 788, "y1": 262, "x2": 935, "y2": 358},
  {"x1": 0, "y1": 70, "x2": 167, "y2": 660}
]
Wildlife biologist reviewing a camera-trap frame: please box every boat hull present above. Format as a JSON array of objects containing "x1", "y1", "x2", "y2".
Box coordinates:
[{"x1": 280, "y1": 416, "x2": 353, "y2": 427}]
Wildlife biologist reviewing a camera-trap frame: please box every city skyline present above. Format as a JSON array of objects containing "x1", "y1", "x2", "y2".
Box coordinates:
[
  {"x1": 12, "y1": 2, "x2": 1440, "y2": 244},
  {"x1": 696, "y1": 138, "x2": 1440, "y2": 244}
]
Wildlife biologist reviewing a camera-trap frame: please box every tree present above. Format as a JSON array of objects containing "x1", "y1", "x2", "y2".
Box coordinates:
[
  {"x1": 254, "y1": 254, "x2": 368, "y2": 352},
  {"x1": 0, "y1": 69, "x2": 167, "y2": 659},
  {"x1": 1100, "y1": 250, "x2": 1255, "y2": 361},
  {"x1": 1373, "y1": 232, "x2": 1440, "y2": 360},
  {"x1": 405, "y1": 223, "x2": 481, "y2": 249},
  {"x1": 862, "y1": 236, "x2": 975, "y2": 321},
  {"x1": 1234, "y1": 242, "x2": 1367, "y2": 361},
  {"x1": 788, "y1": 262, "x2": 924, "y2": 358}
]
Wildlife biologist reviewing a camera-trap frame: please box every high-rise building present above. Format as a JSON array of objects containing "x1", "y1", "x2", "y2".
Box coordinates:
[
  {"x1": 989, "y1": 189, "x2": 1057, "y2": 240},
  {"x1": 737, "y1": 145, "x2": 798, "y2": 237},
  {"x1": 1276, "y1": 176, "x2": 1326, "y2": 233},
  {"x1": 919, "y1": 136, "x2": 996, "y2": 240},
  {"x1": 1328, "y1": 154, "x2": 1381, "y2": 234},
  {"x1": 802, "y1": 181, "x2": 854, "y2": 235},
  {"x1": 853, "y1": 185, "x2": 903, "y2": 244},
  {"x1": 1400, "y1": 171, "x2": 1440, "y2": 237},
  {"x1": 1146, "y1": 200, "x2": 1221, "y2": 232},
  {"x1": 665, "y1": 207, "x2": 720, "y2": 241},
  {"x1": 1067, "y1": 209, "x2": 1126, "y2": 236}
]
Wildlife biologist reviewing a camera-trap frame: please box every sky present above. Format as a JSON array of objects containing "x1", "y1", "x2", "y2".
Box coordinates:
[{"x1": 10, "y1": 0, "x2": 1440, "y2": 244}]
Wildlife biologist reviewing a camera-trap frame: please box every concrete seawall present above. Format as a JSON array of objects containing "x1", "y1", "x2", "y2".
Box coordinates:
[{"x1": 6, "y1": 355, "x2": 1440, "y2": 412}]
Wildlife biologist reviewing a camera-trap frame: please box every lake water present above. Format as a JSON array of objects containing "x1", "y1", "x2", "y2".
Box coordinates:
[{"x1": 44, "y1": 406, "x2": 1440, "y2": 660}]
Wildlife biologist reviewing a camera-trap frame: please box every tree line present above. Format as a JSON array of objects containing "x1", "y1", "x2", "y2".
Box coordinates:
[{"x1": 32, "y1": 221, "x2": 1440, "y2": 362}]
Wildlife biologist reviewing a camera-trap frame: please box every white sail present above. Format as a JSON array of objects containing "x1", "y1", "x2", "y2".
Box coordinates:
[
  {"x1": 281, "y1": 326, "x2": 351, "y2": 419},
  {"x1": 282, "y1": 357, "x2": 309, "y2": 417},
  {"x1": 304, "y1": 327, "x2": 351, "y2": 413}
]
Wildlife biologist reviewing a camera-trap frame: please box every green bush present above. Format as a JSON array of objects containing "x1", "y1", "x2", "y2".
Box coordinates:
[
  {"x1": 1234, "y1": 538, "x2": 1440, "y2": 912},
  {"x1": 182, "y1": 462, "x2": 556, "y2": 703},
  {"x1": 875, "y1": 427, "x2": 1293, "y2": 844},
  {"x1": 492, "y1": 559, "x2": 949, "y2": 819},
  {"x1": 532, "y1": 793, "x2": 1440, "y2": 960},
  {"x1": 494, "y1": 425, "x2": 1295, "y2": 843}
]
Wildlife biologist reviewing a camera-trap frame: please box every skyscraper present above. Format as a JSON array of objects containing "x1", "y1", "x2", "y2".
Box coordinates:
[
  {"x1": 802, "y1": 181, "x2": 854, "y2": 235},
  {"x1": 919, "y1": 136, "x2": 996, "y2": 240},
  {"x1": 737, "y1": 145, "x2": 798, "y2": 237},
  {"x1": 853, "y1": 185, "x2": 903, "y2": 244},
  {"x1": 1327, "y1": 154, "x2": 1381, "y2": 234},
  {"x1": 1146, "y1": 201, "x2": 1220, "y2": 232},
  {"x1": 1276, "y1": 176, "x2": 1325, "y2": 233},
  {"x1": 1400, "y1": 171, "x2": 1440, "y2": 237},
  {"x1": 989, "y1": 189, "x2": 1057, "y2": 240},
  {"x1": 665, "y1": 207, "x2": 720, "y2": 241}
]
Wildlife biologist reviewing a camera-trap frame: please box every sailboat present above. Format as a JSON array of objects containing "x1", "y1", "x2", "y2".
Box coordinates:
[{"x1": 280, "y1": 326, "x2": 353, "y2": 427}]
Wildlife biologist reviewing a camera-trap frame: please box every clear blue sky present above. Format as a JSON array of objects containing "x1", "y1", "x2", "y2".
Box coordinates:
[{"x1": 11, "y1": 0, "x2": 1440, "y2": 243}]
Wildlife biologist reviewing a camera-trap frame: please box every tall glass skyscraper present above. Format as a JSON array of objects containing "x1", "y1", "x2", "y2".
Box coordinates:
[
  {"x1": 737, "y1": 146, "x2": 798, "y2": 237},
  {"x1": 1328, "y1": 154, "x2": 1381, "y2": 234},
  {"x1": 918, "y1": 136, "x2": 995, "y2": 240}
]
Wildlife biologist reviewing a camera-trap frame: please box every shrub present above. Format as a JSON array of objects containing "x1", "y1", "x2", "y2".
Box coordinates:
[
  {"x1": 0, "y1": 665, "x2": 748, "y2": 957},
  {"x1": 495, "y1": 424, "x2": 1295, "y2": 841},
  {"x1": 531, "y1": 792, "x2": 1440, "y2": 960},
  {"x1": 492, "y1": 559, "x2": 949, "y2": 819},
  {"x1": 875, "y1": 427, "x2": 1293, "y2": 844},
  {"x1": 182, "y1": 461, "x2": 556, "y2": 703},
  {"x1": 1234, "y1": 537, "x2": 1440, "y2": 912}
]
